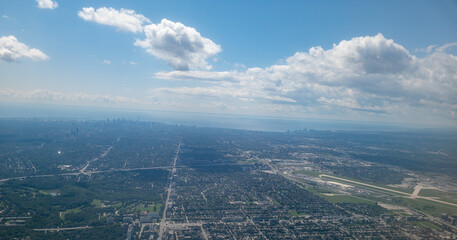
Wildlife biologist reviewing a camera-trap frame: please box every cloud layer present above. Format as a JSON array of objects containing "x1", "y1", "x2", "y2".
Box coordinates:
[
  {"x1": 0, "y1": 35, "x2": 48, "y2": 62},
  {"x1": 78, "y1": 7, "x2": 150, "y2": 33},
  {"x1": 78, "y1": 7, "x2": 221, "y2": 70},
  {"x1": 36, "y1": 0, "x2": 58, "y2": 9},
  {"x1": 34, "y1": 4, "x2": 457, "y2": 124},
  {"x1": 3, "y1": 34, "x2": 455, "y2": 125},
  {"x1": 0, "y1": 88, "x2": 143, "y2": 107},
  {"x1": 152, "y1": 34, "x2": 457, "y2": 122}
]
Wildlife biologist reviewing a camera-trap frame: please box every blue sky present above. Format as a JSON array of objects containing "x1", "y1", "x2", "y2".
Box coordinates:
[{"x1": 1, "y1": 0, "x2": 457, "y2": 126}]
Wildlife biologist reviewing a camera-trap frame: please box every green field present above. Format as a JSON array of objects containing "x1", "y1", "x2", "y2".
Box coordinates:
[
  {"x1": 320, "y1": 175, "x2": 414, "y2": 195},
  {"x1": 289, "y1": 210, "x2": 299, "y2": 217},
  {"x1": 419, "y1": 189, "x2": 457, "y2": 204},
  {"x1": 390, "y1": 197, "x2": 457, "y2": 217},
  {"x1": 411, "y1": 221, "x2": 441, "y2": 231},
  {"x1": 92, "y1": 199, "x2": 123, "y2": 209},
  {"x1": 60, "y1": 207, "x2": 81, "y2": 220},
  {"x1": 91, "y1": 199, "x2": 104, "y2": 208},
  {"x1": 320, "y1": 194, "x2": 376, "y2": 204},
  {"x1": 292, "y1": 170, "x2": 321, "y2": 177},
  {"x1": 120, "y1": 202, "x2": 162, "y2": 214}
]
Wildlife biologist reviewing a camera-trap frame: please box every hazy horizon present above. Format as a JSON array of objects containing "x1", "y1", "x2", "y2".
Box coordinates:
[{"x1": 2, "y1": 102, "x2": 452, "y2": 133}]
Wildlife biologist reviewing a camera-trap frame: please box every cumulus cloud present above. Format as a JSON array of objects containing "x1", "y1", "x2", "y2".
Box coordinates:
[
  {"x1": 78, "y1": 7, "x2": 150, "y2": 33},
  {"x1": 329, "y1": 33, "x2": 413, "y2": 74},
  {"x1": 36, "y1": 0, "x2": 58, "y2": 9},
  {"x1": 152, "y1": 34, "x2": 457, "y2": 121},
  {"x1": 135, "y1": 19, "x2": 221, "y2": 70},
  {"x1": 0, "y1": 35, "x2": 48, "y2": 62},
  {"x1": 79, "y1": 7, "x2": 221, "y2": 70}
]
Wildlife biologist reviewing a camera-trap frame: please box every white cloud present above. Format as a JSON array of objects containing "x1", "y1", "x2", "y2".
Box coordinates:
[
  {"x1": 152, "y1": 34, "x2": 457, "y2": 121},
  {"x1": 2, "y1": 15, "x2": 9, "y2": 19},
  {"x1": 0, "y1": 35, "x2": 48, "y2": 62},
  {"x1": 78, "y1": 7, "x2": 150, "y2": 33},
  {"x1": 154, "y1": 70, "x2": 240, "y2": 82},
  {"x1": 79, "y1": 7, "x2": 221, "y2": 70},
  {"x1": 36, "y1": 0, "x2": 58, "y2": 9},
  {"x1": 436, "y1": 42, "x2": 457, "y2": 53},
  {"x1": 326, "y1": 33, "x2": 413, "y2": 74},
  {"x1": 416, "y1": 45, "x2": 438, "y2": 54},
  {"x1": 103, "y1": 59, "x2": 111, "y2": 64},
  {"x1": 153, "y1": 86, "x2": 296, "y2": 103},
  {"x1": 129, "y1": 61, "x2": 138, "y2": 65},
  {"x1": 135, "y1": 19, "x2": 221, "y2": 70}
]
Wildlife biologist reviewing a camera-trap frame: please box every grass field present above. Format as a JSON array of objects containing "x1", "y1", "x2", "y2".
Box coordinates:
[
  {"x1": 320, "y1": 175, "x2": 413, "y2": 195},
  {"x1": 292, "y1": 170, "x2": 321, "y2": 177},
  {"x1": 289, "y1": 210, "x2": 299, "y2": 217},
  {"x1": 91, "y1": 199, "x2": 103, "y2": 208},
  {"x1": 411, "y1": 221, "x2": 442, "y2": 231},
  {"x1": 121, "y1": 202, "x2": 162, "y2": 214},
  {"x1": 390, "y1": 197, "x2": 457, "y2": 217},
  {"x1": 319, "y1": 194, "x2": 376, "y2": 204},
  {"x1": 419, "y1": 189, "x2": 457, "y2": 204},
  {"x1": 60, "y1": 207, "x2": 81, "y2": 220}
]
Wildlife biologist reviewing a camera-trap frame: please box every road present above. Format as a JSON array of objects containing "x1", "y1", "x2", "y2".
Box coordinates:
[
  {"x1": 33, "y1": 226, "x2": 92, "y2": 231},
  {"x1": 0, "y1": 166, "x2": 178, "y2": 183},
  {"x1": 158, "y1": 139, "x2": 181, "y2": 240},
  {"x1": 80, "y1": 145, "x2": 114, "y2": 175},
  {"x1": 0, "y1": 163, "x2": 245, "y2": 183}
]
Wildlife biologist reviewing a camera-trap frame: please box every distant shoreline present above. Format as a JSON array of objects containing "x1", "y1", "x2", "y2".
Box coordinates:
[{"x1": 0, "y1": 102, "x2": 453, "y2": 132}]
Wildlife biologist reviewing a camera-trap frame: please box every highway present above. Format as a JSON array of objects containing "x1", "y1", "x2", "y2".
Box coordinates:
[
  {"x1": 80, "y1": 144, "x2": 114, "y2": 175},
  {"x1": 33, "y1": 226, "x2": 91, "y2": 231},
  {"x1": 158, "y1": 139, "x2": 181, "y2": 240},
  {"x1": 0, "y1": 163, "x2": 244, "y2": 183}
]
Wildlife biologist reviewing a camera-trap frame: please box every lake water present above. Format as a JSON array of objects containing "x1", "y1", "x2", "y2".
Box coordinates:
[{"x1": 0, "y1": 103, "x2": 428, "y2": 132}]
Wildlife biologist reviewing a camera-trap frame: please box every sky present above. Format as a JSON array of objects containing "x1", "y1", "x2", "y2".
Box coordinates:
[{"x1": 1, "y1": 0, "x2": 457, "y2": 127}]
